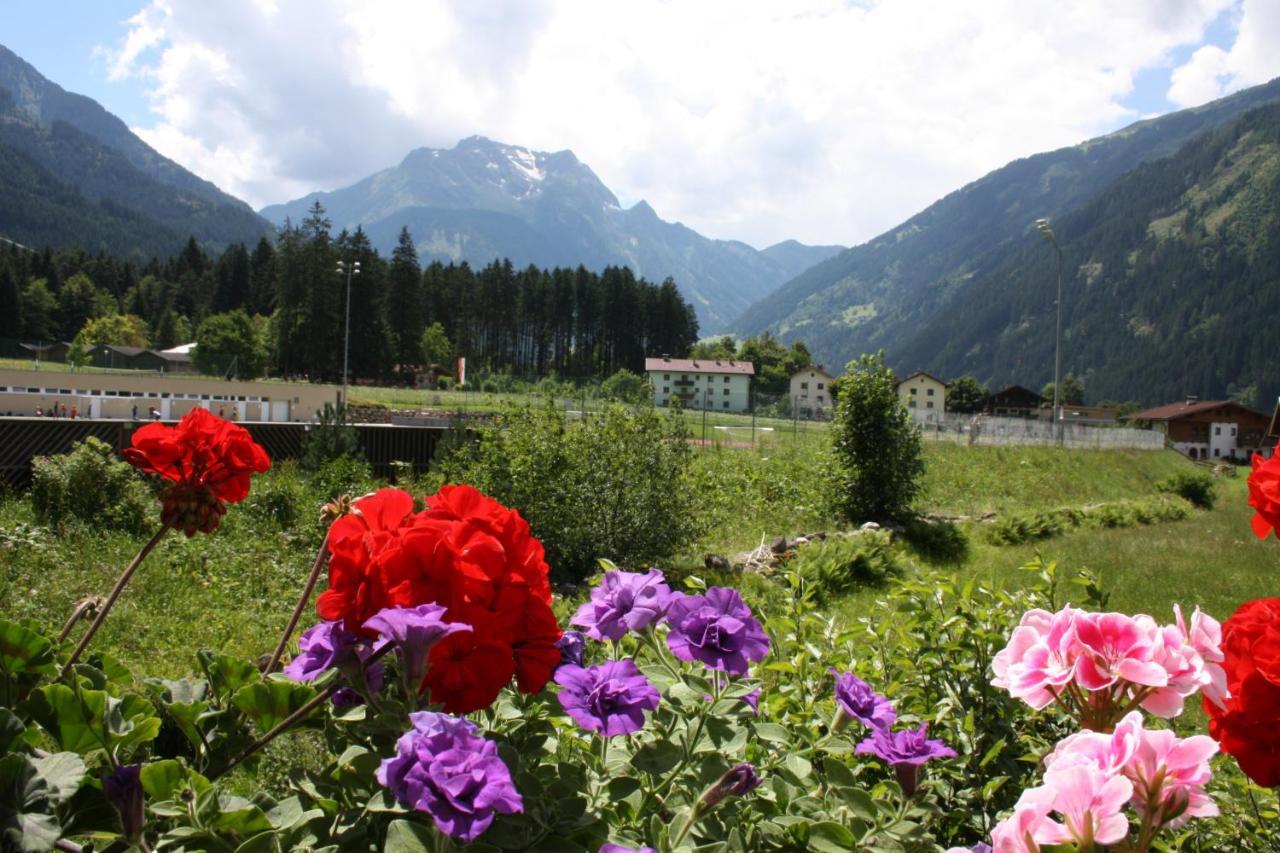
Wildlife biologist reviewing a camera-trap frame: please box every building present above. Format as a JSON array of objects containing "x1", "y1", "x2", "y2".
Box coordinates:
[
  {"x1": 1060, "y1": 404, "x2": 1120, "y2": 426},
  {"x1": 1126, "y1": 398, "x2": 1272, "y2": 461},
  {"x1": 789, "y1": 366, "x2": 836, "y2": 419},
  {"x1": 645, "y1": 357, "x2": 754, "y2": 413},
  {"x1": 0, "y1": 368, "x2": 336, "y2": 422},
  {"x1": 897, "y1": 370, "x2": 947, "y2": 423},
  {"x1": 985, "y1": 385, "x2": 1046, "y2": 419}
]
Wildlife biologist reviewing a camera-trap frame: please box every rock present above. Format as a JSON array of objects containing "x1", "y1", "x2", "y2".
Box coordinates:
[
  {"x1": 770, "y1": 536, "x2": 789, "y2": 554},
  {"x1": 859, "y1": 522, "x2": 880, "y2": 531},
  {"x1": 704, "y1": 553, "x2": 731, "y2": 572}
]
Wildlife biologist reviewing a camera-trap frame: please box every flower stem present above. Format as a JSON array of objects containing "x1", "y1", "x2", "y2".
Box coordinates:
[
  {"x1": 264, "y1": 530, "x2": 330, "y2": 675},
  {"x1": 212, "y1": 642, "x2": 392, "y2": 781},
  {"x1": 63, "y1": 524, "x2": 170, "y2": 670}
]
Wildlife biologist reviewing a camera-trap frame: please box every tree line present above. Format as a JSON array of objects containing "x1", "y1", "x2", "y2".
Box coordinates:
[{"x1": 0, "y1": 201, "x2": 700, "y2": 382}]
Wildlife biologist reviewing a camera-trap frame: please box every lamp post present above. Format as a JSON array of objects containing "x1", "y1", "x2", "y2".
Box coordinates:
[
  {"x1": 1035, "y1": 218, "x2": 1064, "y2": 445},
  {"x1": 334, "y1": 259, "x2": 360, "y2": 416}
]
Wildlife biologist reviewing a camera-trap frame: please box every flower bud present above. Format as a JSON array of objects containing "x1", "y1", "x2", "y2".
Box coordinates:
[
  {"x1": 103, "y1": 764, "x2": 145, "y2": 844},
  {"x1": 698, "y1": 762, "x2": 762, "y2": 811}
]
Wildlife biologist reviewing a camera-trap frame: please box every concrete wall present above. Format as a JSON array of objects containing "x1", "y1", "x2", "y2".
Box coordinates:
[{"x1": 0, "y1": 369, "x2": 338, "y2": 422}]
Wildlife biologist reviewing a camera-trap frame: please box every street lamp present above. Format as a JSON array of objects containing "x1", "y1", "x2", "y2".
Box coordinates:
[
  {"x1": 334, "y1": 259, "x2": 360, "y2": 415},
  {"x1": 1035, "y1": 218, "x2": 1064, "y2": 445}
]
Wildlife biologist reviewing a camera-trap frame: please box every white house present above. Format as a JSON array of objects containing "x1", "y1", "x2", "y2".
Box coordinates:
[
  {"x1": 897, "y1": 370, "x2": 947, "y2": 423},
  {"x1": 645, "y1": 357, "x2": 754, "y2": 413},
  {"x1": 789, "y1": 366, "x2": 836, "y2": 418}
]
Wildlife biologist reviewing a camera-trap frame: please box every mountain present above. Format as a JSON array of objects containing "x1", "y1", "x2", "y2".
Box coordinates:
[
  {"x1": 732, "y1": 77, "x2": 1280, "y2": 404},
  {"x1": 0, "y1": 44, "x2": 270, "y2": 255},
  {"x1": 261, "y1": 136, "x2": 843, "y2": 332}
]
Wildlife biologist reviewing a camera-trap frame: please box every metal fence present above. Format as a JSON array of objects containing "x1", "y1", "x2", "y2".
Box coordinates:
[{"x1": 911, "y1": 412, "x2": 1164, "y2": 450}]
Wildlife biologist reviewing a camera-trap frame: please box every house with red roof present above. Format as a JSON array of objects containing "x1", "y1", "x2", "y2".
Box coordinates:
[
  {"x1": 645, "y1": 356, "x2": 755, "y2": 413},
  {"x1": 1125, "y1": 397, "x2": 1271, "y2": 461}
]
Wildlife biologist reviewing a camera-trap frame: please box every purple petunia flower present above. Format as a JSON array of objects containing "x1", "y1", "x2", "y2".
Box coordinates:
[
  {"x1": 571, "y1": 569, "x2": 672, "y2": 641},
  {"x1": 742, "y1": 688, "x2": 762, "y2": 716},
  {"x1": 377, "y1": 711, "x2": 523, "y2": 842},
  {"x1": 944, "y1": 845, "x2": 992, "y2": 853},
  {"x1": 555, "y1": 630, "x2": 587, "y2": 668},
  {"x1": 554, "y1": 660, "x2": 661, "y2": 737},
  {"x1": 103, "y1": 764, "x2": 144, "y2": 844},
  {"x1": 830, "y1": 669, "x2": 896, "y2": 732},
  {"x1": 599, "y1": 845, "x2": 657, "y2": 853},
  {"x1": 665, "y1": 587, "x2": 770, "y2": 676},
  {"x1": 363, "y1": 603, "x2": 471, "y2": 689},
  {"x1": 856, "y1": 722, "x2": 957, "y2": 796},
  {"x1": 284, "y1": 619, "x2": 385, "y2": 702},
  {"x1": 700, "y1": 762, "x2": 763, "y2": 810}
]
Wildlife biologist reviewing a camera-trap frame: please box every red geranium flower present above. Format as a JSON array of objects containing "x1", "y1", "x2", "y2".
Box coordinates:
[
  {"x1": 1247, "y1": 445, "x2": 1280, "y2": 539},
  {"x1": 1204, "y1": 598, "x2": 1280, "y2": 787},
  {"x1": 316, "y1": 484, "x2": 561, "y2": 713},
  {"x1": 123, "y1": 407, "x2": 270, "y2": 535}
]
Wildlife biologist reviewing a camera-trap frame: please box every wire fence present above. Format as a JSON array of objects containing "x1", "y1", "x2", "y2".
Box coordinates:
[{"x1": 912, "y1": 412, "x2": 1164, "y2": 450}]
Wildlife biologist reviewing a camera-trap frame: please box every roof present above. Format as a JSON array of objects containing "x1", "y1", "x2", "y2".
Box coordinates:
[
  {"x1": 1126, "y1": 399, "x2": 1269, "y2": 422},
  {"x1": 97, "y1": 344, "x2": 148, "y2": 357},
  {"x1": 989, "y1": 384, "x2": 1045, "y2": 403},
  {"x1": 897, "y1": 370, "x2": 948, "y2": 387},
  {"x1": 160, "y1": 342, "x2": 197, "y2": 355},
  {"x1": 644, "y1": 357, "x2": 755, "y2": 376},
  {"x1": 151, "y1": 350, "x2": 192, "y2": 363},
  {"x1": 791, "y1": 365, "x2": 836, "y2": 380}
]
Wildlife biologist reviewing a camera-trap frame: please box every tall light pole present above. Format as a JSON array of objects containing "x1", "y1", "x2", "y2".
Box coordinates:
[
  {"x1": 1035, "y1": 218, "x2": 1064, "y2": 445},
  {"x1": 335, "y1": 259, "x2": 360, "y2": 415}
]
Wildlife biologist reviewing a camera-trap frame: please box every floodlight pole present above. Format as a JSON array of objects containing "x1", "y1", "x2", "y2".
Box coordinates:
[
  {"x1": 335, "y1": 259, "x2": 360, "y2": 418},
  {"x1": 1036, "y1": 219, "x2": 1064, "y2": 445}
]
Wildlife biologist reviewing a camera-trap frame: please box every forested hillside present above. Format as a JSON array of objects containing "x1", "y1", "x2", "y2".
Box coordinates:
[
  {"x1": 733, "y1": 76, "x2": 1280, "y2": 403},
  {"x1": 0, "y1": 202, "x2": 699, "y2": 382},
  {"x1": 0, "y1": 44, "x2": 270, "y2": 256},
  {"x1": 895, "y1": 101, "x2": 1280, "y2": 407}
]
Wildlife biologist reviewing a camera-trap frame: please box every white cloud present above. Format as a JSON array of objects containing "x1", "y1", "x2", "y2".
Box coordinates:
[
  {"x1": 107, "y1": 0, "x2": 1264, "y2": 247},
  {"x1": 1168, "y1": 0, "x2": 1280, "y2": 107}
]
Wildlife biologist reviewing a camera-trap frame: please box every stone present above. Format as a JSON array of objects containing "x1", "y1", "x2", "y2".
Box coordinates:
[
  {"x1": 770, "y1": 536, "x2": 788, "y2": 554},
  {"x1": 704, "y1": 553, "x2": 731, "y2": 572}
]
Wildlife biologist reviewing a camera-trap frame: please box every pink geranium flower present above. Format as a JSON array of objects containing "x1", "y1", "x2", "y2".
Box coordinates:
[
  {"x1": 1072, "y1": 612, "x2": 1167, "y2": 692},
  {"x1": 1035, "y1": 765, "x2": 1134, "y2": 847},
  {"x1": 991, "y1": 607, "x2": 1081, "y2": 710},
  {"x1": 1124, "y1": 719, "x2": 1219, "y2": 830}
]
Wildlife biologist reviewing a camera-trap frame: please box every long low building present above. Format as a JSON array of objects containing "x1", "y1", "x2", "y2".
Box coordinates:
[
  {"x1": 1126, "y1": 397, "x2": 1271, "y2": 461},
  {"x1": 0, "y1": 368, "x2": 338, "y2": 422}
]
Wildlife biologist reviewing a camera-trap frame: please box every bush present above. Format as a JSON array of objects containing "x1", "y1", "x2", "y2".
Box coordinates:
[
  {"x1": 310, "y1": 455, "x2": 375, "y2": 501},
  {"x1": 1158, "y1": 470, "x2": 1217, "y2": 509},
  {"x1": 300, "y1": 403, "x2": 363, "y2": 472},
  {"x1": 30, "y1": 437, "x2": 153, "y2": 533},
  {"x1": 828, "y1": 352, "x2": 923, "y2": 524},
  {"x1": 242, "y1": 462, "x2": 307, "y2": 529},
  {"x1": 439, "y1": 401, "x2": 698, "y2": 582},
  {"x1": 987, "y1": 495, "x2": 1191, "y2": 545},
  {"x1": 901, "y1": 516, "x2": 970, "y2": 563},
  {"x1": 787, "y1": 530, "x2": 905, "y2": 598}
]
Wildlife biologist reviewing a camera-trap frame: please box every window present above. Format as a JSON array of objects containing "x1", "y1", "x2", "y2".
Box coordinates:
[
  {"x1": 926, "y1": 401, "x2": 934, "y2": 409},
  {"x1": 817, "y1": 383, "x2": 824, "y2": 390},
  {"x1": 1215, "y1": 426, "x2": 1221, "y2": 436},
  {"x1": 723, "y1": 376, "x2": 729, "y2": 383},
  {"x1": 801, "y1": 382, "x2": 809, "y2": 390},
  {"x1": 723, "y1": 388, "x2": 729, "y2": 396},
  {"x1": 722, "y1": 401, "x2": 729, "y2": 409},
  {"x1": 664, "y1": 374, "x2": 669, "y2": 380},
  {"x1": 663, "y1": 386, "x2": 669, "y2": 394},
  {"x1": 817, "y1": 396, "x2": 824, "y2": 403},
  {"x1": 1231, "y1": 426, "x2": 1237, "y2": 436},
  {"x1": 909, "y1": 399, "x2": 917, "y2": 408},
  {"x1": 1214, "y1": 448, "x2": 1221, "y2": 457},
  {"x1": 910, "y1": 387, "x2": 917, "y2": 395},
  {"x1": 927, "y1": 388, "x2": 934, "y2": 396}
]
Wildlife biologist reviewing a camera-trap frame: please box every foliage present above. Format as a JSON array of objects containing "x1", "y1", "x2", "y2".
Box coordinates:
[
  {"x1": 418, "y1": 320, "x2": 452, "y2": 367},
  {"x1": 1158, "y1": 470, "x2": 1218, "y2": 509},
  {"x1": 944, "y1": 375, "x2": 987, "y2": 413},
  {"x1": 600, "y1": 368, "x2": 650, "y2": 404},
  {"x1": 1041, "y1": 373, "x2": 1085, "y2": 406},
  {"x1": 29, "y1": 437, "x2": 152, "y2": 533},
  {"x1": 785, "y1": 530, "x2": 905, "y2": 599},
  {"x1": 986, "y1": 494, "x2": 1192, "y2": 545},
  {"x1": 299, "y1": 403, "x2": 363, "y2": 473},
  {"x1": 193, "y1": 309, "x2": 269, "y2": 379},
  {"x1": 241, "y1": 462, "x2": 307, "y2": 530},
  {"x1": 829, "y1": 352, "x2": 924, "y2": 524},
  {"x1": 441, "y1": 402, "x2": 699, "y2": 582},
  {"x1": 72, "y1": 313, "x2": 149, "y2": 348}
]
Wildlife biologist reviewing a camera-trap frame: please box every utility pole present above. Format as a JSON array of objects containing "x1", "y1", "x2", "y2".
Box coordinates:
[
  {"x1": 1036, "y1": 219, "x2": 1064, "y2": 446},
  {"x1": 334, "y1": 259, "x2": 361, "y2": 418}
]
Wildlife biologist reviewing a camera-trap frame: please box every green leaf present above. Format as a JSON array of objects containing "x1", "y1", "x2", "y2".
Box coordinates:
[
  {"x1": 807, "y1": 821, "x2": 856, "y2": 852},
  {"x1": 0, "y1": 708, "x2": 26, "y2": 754},
  {"x1": 212, "y1": 803, "x2": 274, "y2": 835},
  {"x1": 384, "y1": 818, "x2": 435, "y2": 853},
  {"x1": 198, "y1": 651, "x2": 261, "y2": 703},
  {"x1": 141, "y1": 759, "x2": 207, "y2": 801},
  {"x1": 231, "y1": 681, "x2": 318, "y2": 733},
  {"x1": 0, "y1": 620, "x2": 56, "y2": 678},
  {"x1": 106, "y1": 693, "x2": 162, "y2": 755},
  {"x1": 752, "y1": 723, "x2": 791, "y2": 745},
  {"x1": 784, "y1": 754, "x2": 812, "y2": 780},
  {"x1": 631, "y1": 739, "x2": 682, "y2": 775},
  {"x1": 843, "y1": 788, "x2": 877, "y2": 822},
  {"x1": 234, "y1": 831, "x2": 281, "y2": 853},
  {"x1": 30, "y1": 753, "x2": 85, "y2": 804},
  {"x1": 0, "y1": 753, "x2": 61, "y2": 853},
  {"x1": 23, "y1": 684, "x2": 110, "y2": 755}
]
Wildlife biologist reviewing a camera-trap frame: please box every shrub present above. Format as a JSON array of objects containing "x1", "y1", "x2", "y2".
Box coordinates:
[
  {"x1": 300, "y1": 403, "x2": 363, "y2": 471},
  {"x1": 242, "y1": 462, "x2": 307, "y2": 529},
  {"x1": 828, "y1": 352, "x2": 923, "y2": 524},
  {"x1": 439, "y1": 401, "x2": 698, "y2": 582},
  {"x1": 30, "y1": 436, "x2": 152, "y2": 533},
  {"x1": 1158, "y1": 470, "x2": 1217, "y2": 509},
  {"x1": 987, "y1": 495, "x2": 1191, "y2": 544},
  {"x1": 901, "y1": 516, "x2": 969, "y2": 563},
  {"x1": 600, "y1": 368, "x2": 650, "y2": 404},
  {"x1": 310, "y1": 455, "x2": 375, "y2": 501},
  {"x1": 787, "y1": 530, "x2": 905, "y2": 598}
]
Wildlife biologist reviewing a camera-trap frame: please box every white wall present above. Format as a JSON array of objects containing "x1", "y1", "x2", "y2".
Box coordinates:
[
  {"x1": 899, "y1": 375, "x2": 946, "y2": 423},
  {"x1": 648, "y1": 370, "x2": 751, "y2": 412}
]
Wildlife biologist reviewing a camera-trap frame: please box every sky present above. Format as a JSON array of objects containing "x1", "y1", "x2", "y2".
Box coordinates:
[{"x1": 3, "y1": 0, "x2": 1279, "y2": 248}]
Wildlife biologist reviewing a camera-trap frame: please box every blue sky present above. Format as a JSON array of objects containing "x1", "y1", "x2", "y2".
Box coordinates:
[{"x1": 2, "y1": 1, "x2": 1276, "y2": 247}]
